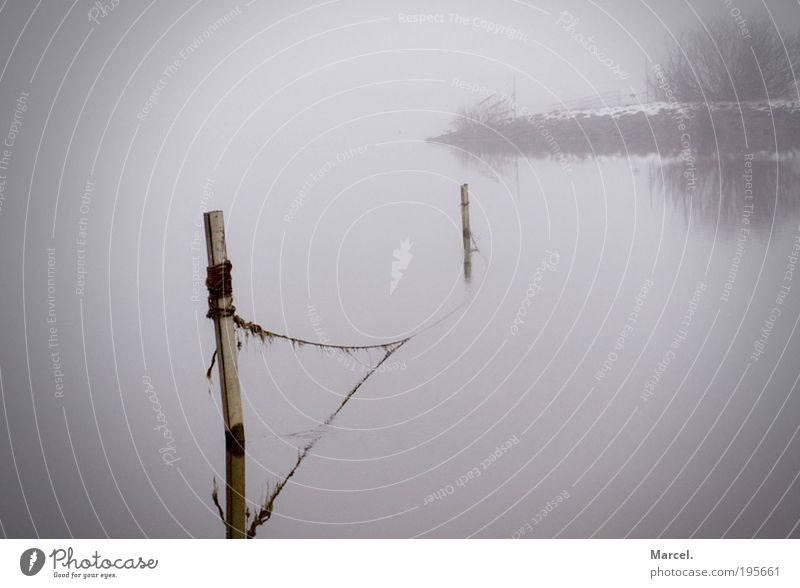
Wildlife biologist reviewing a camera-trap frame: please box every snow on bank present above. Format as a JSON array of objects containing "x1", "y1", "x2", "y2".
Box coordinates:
[{"x1": 538, "y1": 100, "x2": 800, "y2": 121}]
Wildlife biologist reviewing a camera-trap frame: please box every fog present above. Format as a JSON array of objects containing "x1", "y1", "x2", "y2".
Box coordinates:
[{"x1": 1, "y1": 0, "x2": 799, "y2": 538}]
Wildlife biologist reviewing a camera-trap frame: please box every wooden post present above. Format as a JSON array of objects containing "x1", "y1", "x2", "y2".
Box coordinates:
[
  {"x1": 204, "y1": 211, "x2": 246, "y2": 539},
  {"x1": 460, "y1": 183, "x2": 472, "y2": 280}
]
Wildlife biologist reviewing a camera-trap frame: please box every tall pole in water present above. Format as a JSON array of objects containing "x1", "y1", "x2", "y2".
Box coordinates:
[
  {"x1": 460, "y1": 184, "x2": 472, "y2": 281},
  {"x1": 204, "y1": 210, "x2": 246, "y2": 539}
]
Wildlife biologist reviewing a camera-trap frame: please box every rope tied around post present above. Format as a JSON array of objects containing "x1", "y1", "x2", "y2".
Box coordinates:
[
  {"x1": 206, "y1": 259, "x2": 236, "y2": 319},
  {"x1": 203, "y1": 211, "x2": 247, "y2": 538}
]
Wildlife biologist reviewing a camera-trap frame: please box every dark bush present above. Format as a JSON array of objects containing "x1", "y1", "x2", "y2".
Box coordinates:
[{"x1": 649, "y1": 17, "x2": 800, "y2": 102}]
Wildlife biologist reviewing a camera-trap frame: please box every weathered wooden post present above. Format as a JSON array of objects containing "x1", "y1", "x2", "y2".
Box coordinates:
[
  {"x1": 204, "y1": 210, "x2": 246, "y2": 539},
  {"x1": 460, "y1": 183, "x2": 472, "y2": 280}
]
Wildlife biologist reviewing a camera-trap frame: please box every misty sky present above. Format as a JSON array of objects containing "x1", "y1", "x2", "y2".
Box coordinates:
[{"x1": 1, "y1": 0, "x2": 800, "y2": 539}]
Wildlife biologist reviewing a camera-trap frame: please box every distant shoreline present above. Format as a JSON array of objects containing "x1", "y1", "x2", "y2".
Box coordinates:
[{"x1": 427, "y1": 101, "x2": 800, "y2": 159}]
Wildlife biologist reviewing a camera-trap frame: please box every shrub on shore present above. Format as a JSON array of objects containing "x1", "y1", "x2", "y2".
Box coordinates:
[{"x1": 648, "y1": 17, "x2": 800, "y2": 102}]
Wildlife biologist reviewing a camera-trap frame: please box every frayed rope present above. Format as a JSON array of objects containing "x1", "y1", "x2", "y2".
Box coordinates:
[
  {"x1": 233, "y1": 314, "x2": 409, "y2": 354},
  {"x1": 246, "y1": 339, "x2": 407, "y2": 538}
]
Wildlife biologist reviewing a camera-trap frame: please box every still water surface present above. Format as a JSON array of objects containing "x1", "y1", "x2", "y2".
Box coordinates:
[{"x1": 157, "y1": 114, "x2": 800, "y2": 537}]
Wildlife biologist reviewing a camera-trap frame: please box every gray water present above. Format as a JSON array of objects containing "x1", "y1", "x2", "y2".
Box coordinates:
[
  {"x1": 1, "y1": 0, "x2": 800, "y2": 539},
  {"x1": 213, "y1": 135, "x2": 800, "y2": 538}
]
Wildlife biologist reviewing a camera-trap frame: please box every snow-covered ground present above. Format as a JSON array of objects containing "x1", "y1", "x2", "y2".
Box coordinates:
[{"x1": 538, "y1": 99, "x2": 800, "y2": 121}]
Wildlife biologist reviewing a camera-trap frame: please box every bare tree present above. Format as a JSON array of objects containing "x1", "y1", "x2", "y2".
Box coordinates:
[
  {"x1": 649, "y1": 17, "x2": 800, "y2": 102},
  {"x1": 448, "y1": 95, "x2": 515, "y2": 133}
]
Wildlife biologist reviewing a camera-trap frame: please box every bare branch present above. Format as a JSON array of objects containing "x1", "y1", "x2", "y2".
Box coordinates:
[{"x1": 653, "y1": 17, "x2": 800, "y2": 102}]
